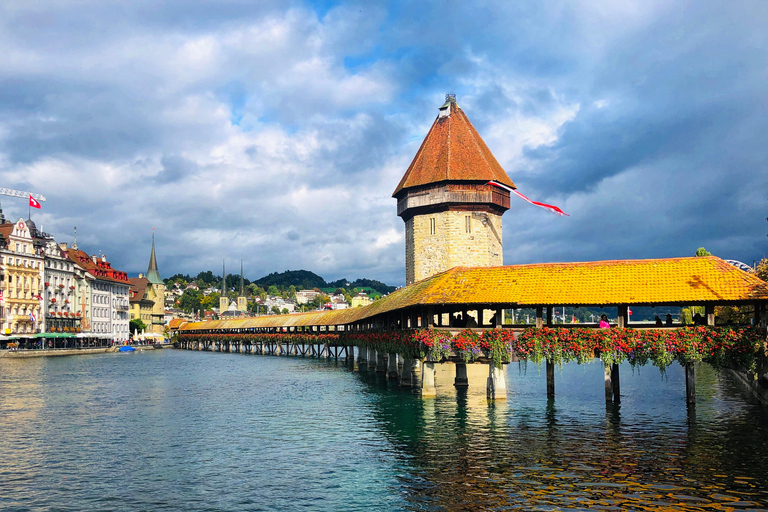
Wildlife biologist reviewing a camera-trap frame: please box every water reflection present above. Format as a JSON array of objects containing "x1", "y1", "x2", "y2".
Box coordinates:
[{"x1": 357, "y1": 361, "x2": 768, "y2": 511}]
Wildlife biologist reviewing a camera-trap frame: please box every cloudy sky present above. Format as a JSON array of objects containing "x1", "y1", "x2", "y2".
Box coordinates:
[{"x1": 1, "y1": 1, "x2": 766, "y2": 286}]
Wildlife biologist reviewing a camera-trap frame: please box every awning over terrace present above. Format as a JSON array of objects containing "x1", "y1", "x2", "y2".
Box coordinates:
[{"x1": 180, "y1": 256, "x2": 768, "y2": 332}]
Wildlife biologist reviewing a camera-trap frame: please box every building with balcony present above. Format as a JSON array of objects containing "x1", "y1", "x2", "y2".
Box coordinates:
[{"x1": 0, "y1": 215, "x2": 45, "y2": 335}]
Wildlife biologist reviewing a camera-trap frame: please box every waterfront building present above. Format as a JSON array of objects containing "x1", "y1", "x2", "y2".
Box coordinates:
[
  {"x1": 42, "y1": 236, "x2": 81, "y2": 334},
  {"x1": 0, "y1": 215, "x2": 45, "y2": 335},
  {"x1": 63, "y1": 247, "x2": 130, "y2": 343},
  {"x1": 393, "y1": 94, "x2": 516, "y2": 284},
  {"x1": 128, "y1": 276, "x2": 154, "y2": 330}
]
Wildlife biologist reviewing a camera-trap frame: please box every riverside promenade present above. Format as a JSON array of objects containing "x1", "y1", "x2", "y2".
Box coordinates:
[{"x1": 179, "y1": 256, "x2": 768, "y2": 403}]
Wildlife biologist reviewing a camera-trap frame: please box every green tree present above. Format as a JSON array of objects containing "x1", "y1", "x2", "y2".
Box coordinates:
[
  {"x1": 129, "y1": 318, "x2": 147, "y2": 335},
  {"x1": 271, "y1": 305, "x2": 282, "y2": 315},
  {"x1": 178, "y1": 290, "x2": 201, "y2": 314},
  {"x1": 756, "y1": 258, "x2": 768, "y2": 282},
  {"x1": 281, "y1": 308, "x2": 289, "y2": 315},
  {"x1": 200, "y1": 292, "x2": 220, "y2": 311},
  {"x1": 267, "y1": 285, "x2": 278, "y2": 296},
  {"x1": 695, "y1": 247, "x2": 712, "y2": 257}
]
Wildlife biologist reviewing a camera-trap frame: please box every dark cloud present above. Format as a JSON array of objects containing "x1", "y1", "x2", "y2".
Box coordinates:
[{"x1": 0, "y1": 0, "x2": 766, "y2": 286}]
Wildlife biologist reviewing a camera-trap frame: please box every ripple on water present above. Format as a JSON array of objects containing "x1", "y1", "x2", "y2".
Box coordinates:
[{"x1": 1, "y1": 351, "x2": 768, "y2": 511}]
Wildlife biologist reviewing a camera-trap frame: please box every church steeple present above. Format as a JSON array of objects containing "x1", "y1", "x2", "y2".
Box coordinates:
[
  {"x1": 146, "y1": 230, "x2": 163, "y2": 285},
  {"x1": 237, "y1": 259, "x2": 247, "y2": 313},
  {"x1": 219, "y1": 259, "x2": 229, "y2": 313}
]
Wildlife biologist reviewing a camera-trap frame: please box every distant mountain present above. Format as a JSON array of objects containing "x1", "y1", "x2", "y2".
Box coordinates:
[
  {"x1": 252, "y1": 270, "x2": 396, "y2": 295},
  {"x1": 253, "y1": 270, "x2": 327, "y2": 290},
  {"x1": 327, "y1": 278, "x2": 397, "y2": 294}
]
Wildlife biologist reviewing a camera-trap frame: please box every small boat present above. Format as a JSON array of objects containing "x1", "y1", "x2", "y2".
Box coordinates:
[{"x1": 118, "y1": 346, "x2": 136, "y2": 352}]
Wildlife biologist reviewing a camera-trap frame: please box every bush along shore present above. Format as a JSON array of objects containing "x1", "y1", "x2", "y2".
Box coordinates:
[{"x1": 179, "y1": 325, "x2": 766, "y2": 372}]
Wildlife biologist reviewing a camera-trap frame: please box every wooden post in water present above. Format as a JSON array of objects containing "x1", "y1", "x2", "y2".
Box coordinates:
[
  {"x1": 685, "y1": 363, "x2": 696, "y2": 405},
  {"x1": 604, "y1": 363, "x2": 613, "y2": 403},
  {"x1": 400, "y1": 356, "x2": 413, "y2": 387},
  {"x1": 611, "y1": 363, "x2": 620, "y2": 403},
  {"x1": 387, "y1": 352, "x2": 399, "y2": 380},
  {"x1": 487, "y1": 363, "x2": 507, "y2": 400},
  {"x1": 454, "y1": 363, "x2": 469, "y2": 389},
  {"x1": 376, "y1": 352, "x2": 387, "y2": 373},
  {"x1": 546, "y1": 360, "x2": 555, "y2": 399},
  {"x1": 421, "y1": 361, "x2": 437, "y2": 397}
]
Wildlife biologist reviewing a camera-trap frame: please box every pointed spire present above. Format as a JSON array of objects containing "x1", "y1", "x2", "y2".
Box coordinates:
[
  {"x1": 239, "y1": 259, "x2": 245, "y2": 297},
  {"x1": 0, "y1": 201, "x2": 5, "y2": 224},
  {"x1": 146, "y1": 228, "x2": 163, "y2": 284},
  {"x1": 392, "y1": 94, "x2": 516, "y2": 197},
  {"x1": 72, "y1": 226, "x2": 78, "y2": 250},
  {"x1": 222, "y1": 259, "x2": 226, "y2": 294}
]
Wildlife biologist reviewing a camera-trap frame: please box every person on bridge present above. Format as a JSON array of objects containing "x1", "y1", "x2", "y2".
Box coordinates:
[
  {"x1": 666, "y1": 313, "x2": 673, "y2": 326},
  {"x1": 655, "y1": 316, "x2": 663, "y2": 326},
  {"x1": 599, "y1": 314, "x2": 610, "y2": 329}
]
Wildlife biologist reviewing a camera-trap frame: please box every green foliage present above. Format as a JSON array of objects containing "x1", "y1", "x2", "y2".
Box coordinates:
[
  {"x1": 695, "y1": 247, "x2": 712, "y2": 257},
  {"x1": 253, "y1": 269, "x2": 326, "y2": 290},
  {"x1": 270, "y1": 306, "x2": 282, "y2": 315},
  {"x1": 129, "y1": 318, "x2": 147, "y2": 334},
  {"x1": 757, "y1": 258, "x2": 768, "y2": 282},
  {"x1": 178, "y1": 289, "x2": 201, "y2": 313}
]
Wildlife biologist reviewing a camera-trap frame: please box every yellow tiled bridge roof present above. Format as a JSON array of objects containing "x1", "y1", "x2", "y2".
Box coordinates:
[{"x1": 181, "y1": 257, "x2": 768, "y2": 331}]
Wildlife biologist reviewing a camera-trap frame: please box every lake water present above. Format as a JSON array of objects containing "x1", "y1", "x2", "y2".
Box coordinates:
[{"x1": 1, "y1": 349, "x2": 767, "y2": 511}]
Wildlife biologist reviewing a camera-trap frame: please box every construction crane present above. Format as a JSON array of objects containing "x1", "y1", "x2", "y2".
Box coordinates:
[{"x1": 0, "y1": 188, "x2": 46, "y2": 202}]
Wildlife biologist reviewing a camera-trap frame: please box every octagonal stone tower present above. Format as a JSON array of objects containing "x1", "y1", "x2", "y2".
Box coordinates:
[{"x1": 394, "y1": 95, "x2": 516, "y2": 285}]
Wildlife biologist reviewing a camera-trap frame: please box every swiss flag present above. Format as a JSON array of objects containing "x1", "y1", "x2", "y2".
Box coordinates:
[{"x1": 29, "y1": 195, "x2": 41, "y2": 209}]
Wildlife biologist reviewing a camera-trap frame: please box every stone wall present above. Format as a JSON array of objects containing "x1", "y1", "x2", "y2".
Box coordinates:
[{"x1": 405, "y1": 210, "x2": 503, "y2": 284}]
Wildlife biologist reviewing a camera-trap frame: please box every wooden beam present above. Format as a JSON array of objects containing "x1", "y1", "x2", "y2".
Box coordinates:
[
  {"x1": 705, "y1": 304, "x2": 715, "y2": 326},
  {"x1": 536, "y1": 306, "x2": 543, "y2": 329},
  {"x1": 618, "y1": 305, "x2": 628, "y2": 329}
]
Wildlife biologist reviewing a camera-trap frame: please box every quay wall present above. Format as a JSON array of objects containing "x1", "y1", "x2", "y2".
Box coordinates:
[{"x1": 0, "y1": 345, "x2": 166, "y2": 358}]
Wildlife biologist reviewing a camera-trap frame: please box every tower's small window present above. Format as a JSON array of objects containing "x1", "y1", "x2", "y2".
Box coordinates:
[
  {"x1": 465, "y1": 216, "x2": 471, "y2": 233},
  {"x1": 430, "y1": 218, "x2": 436, "y2": 235}
]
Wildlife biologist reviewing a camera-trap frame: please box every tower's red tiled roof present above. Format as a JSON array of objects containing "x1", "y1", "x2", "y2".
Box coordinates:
[{"x1": 393, "y1": 99, "x2": 516, "y2": 197}]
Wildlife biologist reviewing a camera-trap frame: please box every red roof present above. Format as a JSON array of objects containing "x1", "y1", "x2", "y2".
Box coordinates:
[
  {"x1": 65, "y1": 248, "x2": 130, "y2": 284},
  {"x1": 393, "y1": 98, "x2": 516, "y2": 196}
]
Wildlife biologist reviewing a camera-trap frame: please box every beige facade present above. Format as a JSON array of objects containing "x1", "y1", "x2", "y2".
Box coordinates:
[
  {"x1": 405, "y1": 210, "x2": 503, "y2": 284},
  {"x1": 0, "y1": 219, "x2": 44, "y2": 335}
]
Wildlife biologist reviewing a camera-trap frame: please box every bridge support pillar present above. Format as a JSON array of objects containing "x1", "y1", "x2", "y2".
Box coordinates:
[
  {"x1": 368, "y1": 348, "x2": 377, "y2": 371},
  {"x1": 346, "y1": 346, "x2": 355, "y2": 365},
  {"x1": 603, "y1": 363, "x2": 621, "y2": 403},
  {"x1": 487, "y1": 364, "x2": 507, "y2": 400},
  {"x1": 421, "y1": 361, "x2": 437, "y2": 397},
  {"x1": 685, "y1": 363, "x2": 696, "y2": 405},
  {"x1": 400, "y1": 357, "x2": 414, "y2": 387},
  {"x1": 357, "y1": 346, "x2": 367, "y2": 366},
  {"x1": 376, "y1": 352, "x2": 387, "y2": 373},
  {"x1": 546, "y1": 360, "x2": 555, "y2": 399},
  {"x1": 454, "y1": 363, "x2": 469, "y2": 389},
  {"x1": 387, "y1": 353, "x2": 399, "y2": 380}
]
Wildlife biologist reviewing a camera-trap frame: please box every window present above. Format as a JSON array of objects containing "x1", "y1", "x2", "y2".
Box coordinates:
[
  {"x1": 430, "y1": 218, "x2": 436, "y2": 235},
  {"x1": 465, "y1": 216, "x2": 471, "y2": 233}
]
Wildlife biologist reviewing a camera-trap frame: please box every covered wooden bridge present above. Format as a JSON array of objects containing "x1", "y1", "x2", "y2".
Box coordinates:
[{"x1": 178, "y1": 256, "x2": 768, "y2": 401}]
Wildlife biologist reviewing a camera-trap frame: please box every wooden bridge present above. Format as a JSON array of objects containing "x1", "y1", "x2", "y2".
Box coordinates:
[{"x1": 178, "y1": 257, "x2": 768, "y2": 402}]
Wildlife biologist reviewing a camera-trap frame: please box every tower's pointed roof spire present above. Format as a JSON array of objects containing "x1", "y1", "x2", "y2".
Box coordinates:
[
  {"x1": 393, "y1": 94, "x2": 516, "y2": 197},
  {"x1": 0, "y1": 201, "x2": 5, "y2": 225},
  {"x1": 146, "y1": 228, "x2": 163, "y2": 284},
  {"x1": 222, "y1": 259, "x2": 226, "y2": 294},
  {"x1": 239, "y1": 259, "x2": 245, "y2": 297}
]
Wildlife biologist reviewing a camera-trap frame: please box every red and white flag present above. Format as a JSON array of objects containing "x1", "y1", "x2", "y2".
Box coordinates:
[
  {"x1": 488, "y1": 181, "x2": 569, "y2": 217},
  {"x1": 29, "y1": 195, "x2": 41, "y2": 209}
]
